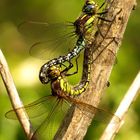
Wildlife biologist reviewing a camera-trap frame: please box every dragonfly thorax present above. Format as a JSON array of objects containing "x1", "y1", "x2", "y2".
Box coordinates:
[{"x1": 74, "y1": 16, "x2": 91, "y2": 36}]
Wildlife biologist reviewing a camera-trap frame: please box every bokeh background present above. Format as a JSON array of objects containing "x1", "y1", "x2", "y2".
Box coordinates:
[{"x1": 0, "y1": 0, "x2": 139, "y2": 140}]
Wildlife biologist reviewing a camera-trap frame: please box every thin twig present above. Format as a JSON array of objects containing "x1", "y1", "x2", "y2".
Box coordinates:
[
  {"x1": 0, "y1": 49, "x2": 33, "y2": 140},
  {"x1": 100, "y1": 71, "x2": 140, "y2": 140}
]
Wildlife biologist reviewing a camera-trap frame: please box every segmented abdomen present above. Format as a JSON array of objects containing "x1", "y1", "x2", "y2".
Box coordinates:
[{"x1": 39, "y1": 36, "x2": 86, "y2": 84}]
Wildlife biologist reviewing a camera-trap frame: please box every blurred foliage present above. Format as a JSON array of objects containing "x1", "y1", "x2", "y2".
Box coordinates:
[{"x1": 0, "y1": 0, "x2": 140, "y2": 140}]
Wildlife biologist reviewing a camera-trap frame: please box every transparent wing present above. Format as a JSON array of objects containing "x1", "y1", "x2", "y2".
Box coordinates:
[
  {"x1": 18, "y1": 21, "x2": 77, "y2": 60},
  {"x1": 32, "y1": 97, "x2": 120, "y2": 140},
  {"x1": 5, "y1": 94, "x2": 119, "y2": 140},
  {"x1": 31, "y1": 99, "x2": 70, "y2": 140},
  {"x1": 5, "y1": 95, "x2": 60, "y2": 120},
  {"x1": 92, "y1": 38, "x2": 118, "y2": 67},
  {"x1": 68, "y1": 97, "x2": 120, "y2": 124},
  {"x1": 5, "y1": 95, "x2": 70, "y2": 140}
]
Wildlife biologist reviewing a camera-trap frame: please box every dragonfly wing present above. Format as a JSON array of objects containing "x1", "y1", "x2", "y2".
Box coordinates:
[
  {"x1": 92, "y1": 37, "x2": 118, "y2": 67},
  {"x1": 6, "y1": 95, "x2": 70, "y2": 139},
  {"x1": 18, "y1": 21, "x2": 77, "y2": 60},
  {"x1": 5, "y1": 95, "x2": 59, "y2": 120},
  {"x1": 31, "y1": 98, "x2": 70, "y2": 140},
  {"x1": 69, "y1": 98, "x2": 120, "y2": 124}
]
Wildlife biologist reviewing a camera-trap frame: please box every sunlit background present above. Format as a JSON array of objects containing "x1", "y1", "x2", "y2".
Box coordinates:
[{"x1": 0, "y1": 0, "x2": 140, "y2": 140}]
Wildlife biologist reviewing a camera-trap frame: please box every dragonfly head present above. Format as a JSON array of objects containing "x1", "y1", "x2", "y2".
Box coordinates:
[
  {"x1": 39, "y1": 65, "x2": 61, "y2": 84},
  {"x1": 82, "y1": 0, "x2": 98, "y2": 15}
]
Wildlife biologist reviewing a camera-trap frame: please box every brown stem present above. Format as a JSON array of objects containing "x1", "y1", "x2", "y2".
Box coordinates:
[
  {"x1": 0, "y1": 49, "x2": 34, "y2": 140},
  {"x1": 54, "y1": 0, "x2": 137, "y2": 139}
]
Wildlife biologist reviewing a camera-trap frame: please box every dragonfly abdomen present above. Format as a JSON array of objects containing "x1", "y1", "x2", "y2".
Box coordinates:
[
  {"x1": 59, "y1": 78, "x2": 89, "y2": 96},
  {"x1": 39, "y1": 36, "x2": 85, "y2": 84}
]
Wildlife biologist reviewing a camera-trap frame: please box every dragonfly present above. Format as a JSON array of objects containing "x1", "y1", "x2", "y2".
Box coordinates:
[
  {"x1": 6, "y1": 33, "x2": 120, "y2": 140},
  {"x1": 5, "y1": 55, "x2": 120, "y2": 140},
  {"x1": 39, "y1": 0, "x2": 110, "y2": 84},
  {"x1": 18, "y1": 0, "x2": 109, "y2": 84},
  {"x1": 5, "y1": 0, "x2": 118, "y2": 139}
]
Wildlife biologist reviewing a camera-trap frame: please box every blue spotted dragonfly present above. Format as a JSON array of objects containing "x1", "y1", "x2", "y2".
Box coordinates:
[{"x1": 5, "y1": 0, "x2": 119, "y2": 140}]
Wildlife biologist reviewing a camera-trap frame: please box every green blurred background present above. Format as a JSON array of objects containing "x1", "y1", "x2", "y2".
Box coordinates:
[{"x1": 0, "y1": 0, "x2": 139, "y2": 140}]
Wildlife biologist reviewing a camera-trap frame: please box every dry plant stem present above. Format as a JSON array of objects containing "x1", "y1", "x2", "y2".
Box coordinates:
[
  {"x1": 55, "y1": 0, "x2": 136, "y2": 139},
  {"x1": 100, "y1": 71, "x2": 140, "y2": 140},
  {"x1": 0, "y1": 49, "x2": 33, "y2": 140}
]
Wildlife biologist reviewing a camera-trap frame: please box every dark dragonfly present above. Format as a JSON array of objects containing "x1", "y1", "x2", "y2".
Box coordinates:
[
  {"x1": 6, "y1": 27, "x2": 119, "y2": 140},
  {"x1": 5, "y1": 56, "x2": 120, "y2": 140},
  {"x1": 5, "y1": 0, "x2": 118, "y2": 139},
  {"x1": 18, "y1": 0, "x2": 108, "y2": 84},
  {"x1": 39, "y1": 0, "x2": 109, "y2": 84}
]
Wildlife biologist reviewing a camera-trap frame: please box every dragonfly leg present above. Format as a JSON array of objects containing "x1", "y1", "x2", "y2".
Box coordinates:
[
  {"x1": 60, "y1": 61, "x2": 73, "y2": 75},
  {"x1": 91, "y1": 36, "x2": 119, "y2": 65},
  {"x1": 64, "y1": 55, "x2": 80, "y2": 77},
  {"x1": 92, "y1": 9, "x2": 122, "y2": 63},
  {"x1": 97, "y1": 8, "x2": 122, "y2": 40},
  {"x1": 98, "y1": 1, "x2": 106, "y2": 10},
  {"x1": 97, "y1": 10, "x2": 108, "y2": 16},
  {"x1": 60, "y1": 63, "x2": 68, "y2": 69},
  {"x1": 98, "y1": 16, "x2": 112, "y2": 22}
]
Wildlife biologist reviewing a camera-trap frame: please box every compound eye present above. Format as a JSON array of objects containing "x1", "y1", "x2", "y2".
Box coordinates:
[
  {"x1": 82, "y1": 4, "x2": 95, "y2": 14},
  {"x1": 39, "y1": 72, "x2": 49, "y2": 84}
]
